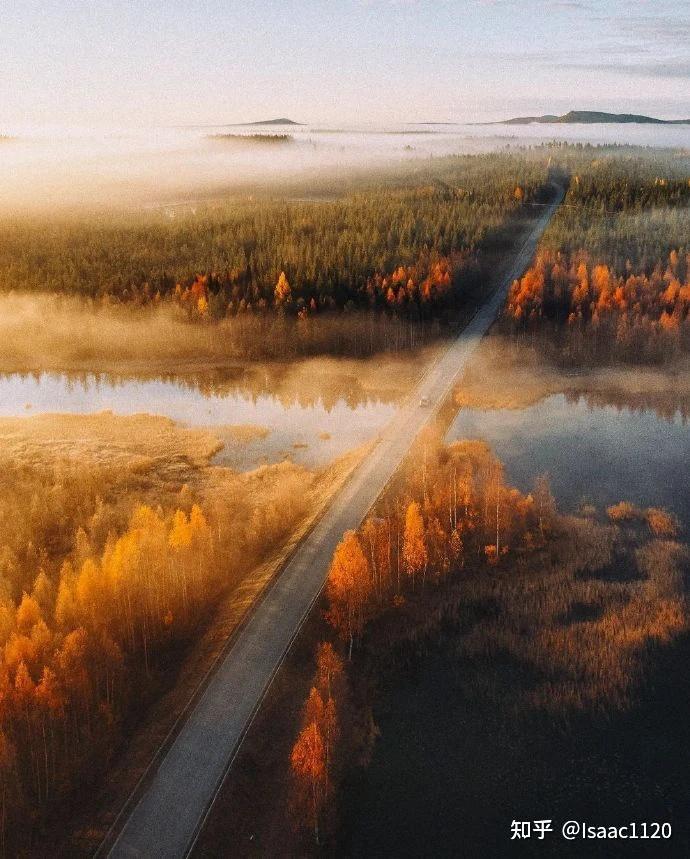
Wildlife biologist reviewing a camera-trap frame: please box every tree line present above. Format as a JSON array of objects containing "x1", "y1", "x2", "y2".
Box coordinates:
[
  {"x1": 289, "y1": 435, "x2": 557, "y2": 842},
  {"x1": 0, "y1": 153, "x2": 548, "y2": 320},
  {"x1": 506, "y1": 249, "x2": 690, "y2": 363},
  {"x1": 504, "y1": 148, "x2": 690, "y2": 363}
]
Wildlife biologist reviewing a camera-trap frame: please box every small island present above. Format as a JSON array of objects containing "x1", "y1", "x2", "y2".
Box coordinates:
[{"x1": 207, "y1": 133, "x2": 294, "y2": 144}]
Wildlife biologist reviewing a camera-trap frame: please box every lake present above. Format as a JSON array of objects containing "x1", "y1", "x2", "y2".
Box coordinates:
[
  {"x1": 0, "y1": 371, "x2": 398, "y2": 470},
  {"x1": 447, "y1": 390, "x2": 690, "y2": 527}
]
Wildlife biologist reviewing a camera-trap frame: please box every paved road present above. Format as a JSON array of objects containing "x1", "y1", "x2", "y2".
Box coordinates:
[{"x1": 106, "y1": 187, "x2": 563, "y2": 859}]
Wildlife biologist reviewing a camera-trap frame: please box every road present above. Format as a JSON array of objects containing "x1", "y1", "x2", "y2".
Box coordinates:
[{"x1": 106, "y1": 186, "x2": 563, "y2": 859}]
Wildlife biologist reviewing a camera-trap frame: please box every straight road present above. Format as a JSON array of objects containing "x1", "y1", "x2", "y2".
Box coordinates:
[{"x1": 106, "y1": 185, "x2": 564, "y2": 858}]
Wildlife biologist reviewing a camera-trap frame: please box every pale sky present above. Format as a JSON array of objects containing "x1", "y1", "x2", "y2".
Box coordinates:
[{"x1": 2, "y1": 0, "x2": 689, "y2": 127}]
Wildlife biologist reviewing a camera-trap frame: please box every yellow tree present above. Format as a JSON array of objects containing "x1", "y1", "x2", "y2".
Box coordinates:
[
  {"x1": 15, "y1": 594, "x2": 41, "y2": 635},
  {"x1": 326, "y1": 531, "x2": 370, "y2": 659},
  {"x1": 315, "y1": 641, "x2": 344, "y2": 701},
  {"x1": 275, "y1": 271, "x2": 291, "y2": 305},
  {"x1": 403, "y1": 501, "x2": 427, "y2": 589},
  {"x1": 361, "y1": 517, "x2": 391, "y2": 601},
  {"x1": 14, "y1": 661, "x2": 36, "y2": 797},
  {"x1": 75, "y1": 558, "x2": 107, "y2": 632},
  {"x1": 34, "y1": 666, "x2": 63, "y2": 801},
  {"x1": 55, "y1": 562, "x2": 78, "y2": 630},
  {"x1": 31, "y1": 571, "x2": 54, "y2": 619},
  {"x1": 303, "y1": 687, "x2": 325, "y2": 729},
  {"x1": 303, "y1": 686, "x2": 339, "y2": 770}
]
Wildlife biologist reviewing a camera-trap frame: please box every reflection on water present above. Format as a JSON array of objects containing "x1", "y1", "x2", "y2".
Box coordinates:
[
  {"x1": 448, "y1": 392, "x2": 690, "y2": 525},
  {"x1": 0, "y1": 372, "x2": 397, "y2": 470}
]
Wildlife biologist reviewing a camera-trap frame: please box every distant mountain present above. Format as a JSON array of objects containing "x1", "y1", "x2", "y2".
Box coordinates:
[
  {"x1": 497, "y1": 110, "x2": 690, "y2": 125},
  {"x1": 243, "y1": 118, "x2": 303, "y2": 126}
]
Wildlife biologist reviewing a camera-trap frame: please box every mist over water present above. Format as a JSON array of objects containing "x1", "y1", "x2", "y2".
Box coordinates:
[
  {"x1": 2, "y1": 121, "x2": 689, "y2": 211},
  {"x1": 0, "y1": 370, "x2": 396, "y2": 470}
]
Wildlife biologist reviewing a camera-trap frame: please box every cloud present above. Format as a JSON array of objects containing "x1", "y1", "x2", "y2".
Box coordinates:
[
  {"x1": 550, "y1": 1, "x2": 592, "y2": 9},
  {"x1": 557, "y1": 60, "x2": 690, "y2": 81},
  {"x1": 592, "y1": 13, "x2": 690, "y2": 44}
]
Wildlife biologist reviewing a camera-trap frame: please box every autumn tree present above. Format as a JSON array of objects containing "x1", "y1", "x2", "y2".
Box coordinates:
[
  {"x1": 361, "y1": 517, "x2": 391, "y2": 601},
  {"x1": 290, "y1": 721, "x2": 329, "y2": 844},
  {"x1": 326, "y1": 532, "x2": 370, "y2": 659},
  {"x1": 275, "y1": 271, "x2": 291, "y2": 305},
  {"x1": 315, "y1": 641, "x2": 344, "y2": 702},
  {"x1": 533, "y1": 474, "x2": 556, "y2": 539},
  {"x1": 402, "y1": 501, "x2": 427, "y2": 589}
]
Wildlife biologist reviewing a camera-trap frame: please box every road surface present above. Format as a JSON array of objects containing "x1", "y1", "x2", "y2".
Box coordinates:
[{"x1": 106, "y1": 186, "x2": 563, "y2": 858}]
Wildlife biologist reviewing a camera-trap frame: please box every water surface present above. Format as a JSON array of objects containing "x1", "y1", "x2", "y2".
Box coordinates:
[
  {"x1": 447, "y1": 390, "x2": 690, "y2": 524},
  {"x1": 0, "y1": 372, "x2": 397, "y2": 470}
]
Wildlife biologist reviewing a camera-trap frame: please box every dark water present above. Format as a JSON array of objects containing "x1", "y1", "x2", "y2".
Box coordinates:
[{"x1": 447, "y1": 392, "x2": 690, "y2": 527}]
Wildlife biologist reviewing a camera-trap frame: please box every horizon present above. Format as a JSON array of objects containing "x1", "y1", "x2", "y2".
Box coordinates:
[
  {"x1": 2, "y1": 1, "x2": 689, "y2": 129},
  {"x1": 5, "y1": 107, "x2": 690, "y2": 138}
]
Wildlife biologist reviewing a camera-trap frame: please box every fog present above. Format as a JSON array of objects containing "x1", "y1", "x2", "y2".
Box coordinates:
[
  {"x1": 0, "y1": 292, "x2": 425, "y2": 402},
  {"x1": 0, "y1": 292, "x2": 428, "y2": 472},
  {"x1": 2, "y1": 121, "x2": 689, "y2": 211}
]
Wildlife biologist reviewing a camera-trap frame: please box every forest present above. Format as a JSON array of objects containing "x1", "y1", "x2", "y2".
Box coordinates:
[
  {"x1": 505, "y1": 150, "x2": 690, "y2": 363},
  {"x1": 0, "y1": 413, "x2": 342, "y2": 854},
  {"x1": 0, "y1": 152, "x2": 547, "y2": 318}
]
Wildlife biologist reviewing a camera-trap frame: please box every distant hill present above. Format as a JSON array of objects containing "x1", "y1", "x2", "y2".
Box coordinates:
[
  {"x1": 497, "y1": 110, "x2": 690, "y2": 125},
  {"x1": 243, "y1": 118, "x2": 303, "y2": 126}
]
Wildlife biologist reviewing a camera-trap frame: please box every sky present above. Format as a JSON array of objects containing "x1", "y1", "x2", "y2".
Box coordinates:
[{"x1": 1, "y1": 0, "x2": 689, "y2": 127}]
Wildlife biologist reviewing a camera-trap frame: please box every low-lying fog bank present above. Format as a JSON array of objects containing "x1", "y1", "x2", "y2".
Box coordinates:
[
  {"x1": 0, "y1": 294, "x2": 432, "y2": 470},
  {"x1": 2, "y1": 123, "x2": 688, "y2": 211},
  {"x1": 454, "y1": 335, "x2": 690, "y2": 419},
  {"x1": 0, "y1": 292, "x2": 435, "y2": 388}
]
